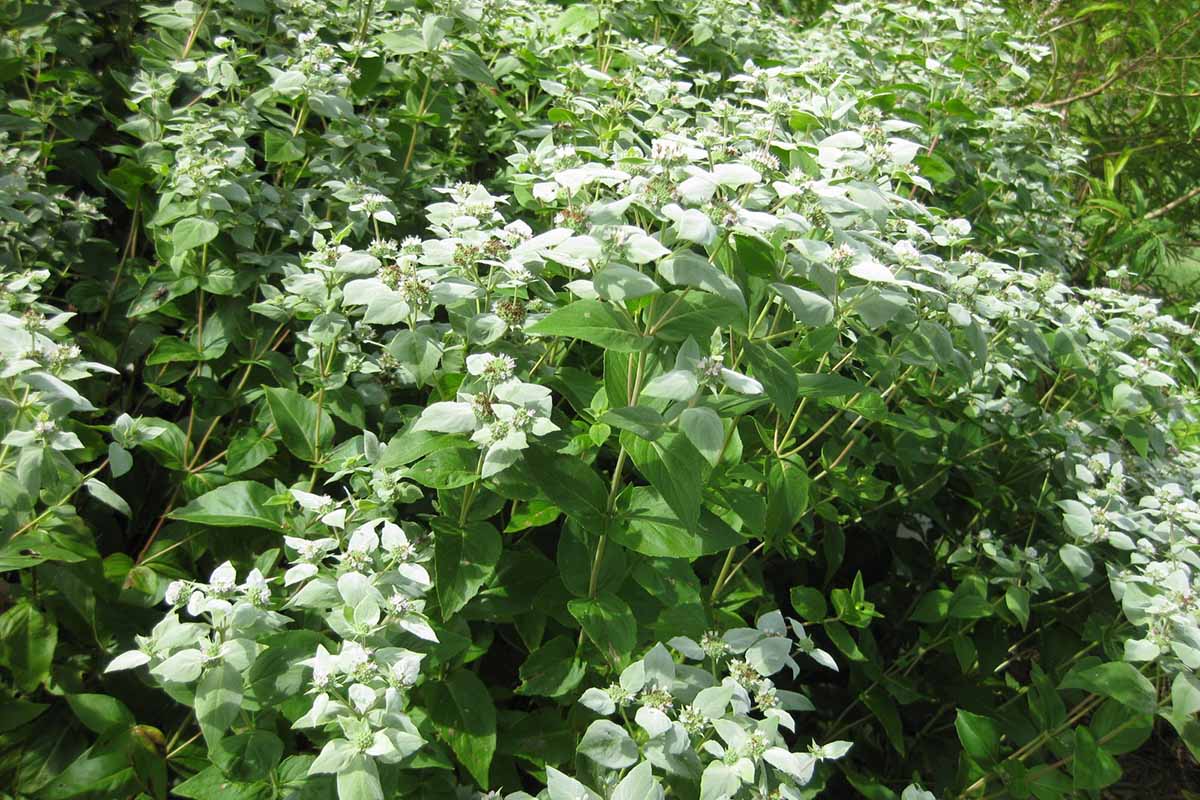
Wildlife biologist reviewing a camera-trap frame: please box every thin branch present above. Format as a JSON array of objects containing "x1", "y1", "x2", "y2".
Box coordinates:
[{"x1": 1145, "y1": 185, "x2": 1200, "y2": 220}]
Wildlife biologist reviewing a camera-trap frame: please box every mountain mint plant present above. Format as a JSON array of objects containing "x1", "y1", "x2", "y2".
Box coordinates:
[{"x1": 2, "y1": 0, "x2": 1199, "y2": 799}]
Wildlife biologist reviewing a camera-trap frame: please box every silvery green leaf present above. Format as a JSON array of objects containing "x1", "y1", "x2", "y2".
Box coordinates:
[
  {"x1": 626, "y1": 233, "x2": 671, "y2": 264},
  {"x1": 108, "y1": 443, "x2": 133, "y2": 478},
  {"x1": 619, "y1": 660, "x2": 646, "y2": 692},
  {"x1": 546, "y1": 767, "x2": 603, "y2": 800},
  {"x1": 151, "y1": 648, "x2": 203, "y2": 683},
  {"x1": 336, "y1": 252, "x2": 381, "y2": 275},
  {"x1": 308, "y1": 738, "x2": 357, "y2": 775},
  {"x1": 773, "y1": 284, "x2": 834, "y2": 326},
  {"x1": 700, "y1": 760, "x2": 740, "y2": 800},
  {"x1": 1123, "y1": 638, "x2": 1159, "y2": 662},
  {"x1": 679, "y1": 407, "x2": 724, "y2": 466},
  {"x1": 677, "y1": 173, "x2": 718, "y2": 205},
  {"x1": 612, "y1": 761, "x2": 658, "y2": 800},
  {"x1": 579, "y1": 719, "x2": 638, "y2": 768},
  {"x1": 85, "y1": 479, "x2": 131, "y2": 516},
  {"x1": 775, "y1": 689, "x2": 815, "y2": 710},
  {"x1": 819, "y1": 740, "x2": 853, "y2": 759},
  {"x1": 672, "y1": 209, "x2": 717, "y2": 246},
  {"x1": 641, "y1": 369, "x2": 699, "y2": 401},
  {"x1": 658, "y1": 252, "x2": 745, "y2": 310},
  {"x1": 746, "y1": 636, "x2": 793, "y2": 676},
  {"x1": 692, "y1": 685, "x2": 733, "y2": 718},
  {"x1": 1059, "y1": 543, "x2": 1094, "y2": 579},
  {"x1": 580, "y1": 687, "x2": 616, "y2": 716},
  {"x1": 848, "y1": 259, "x2": 897, "y2": 283},
  {"x1": 22, "y1": 371, "x2": 95, "y2": 412},
  {"x1": 338, "y1": 572, "x2": 375, "y2": 607},
  {"x1": 901, "y1": 786, "x2": 936, "y2": 800},
  {"x1": 596, "y1": 264, "x2": 662, "y2": 302},
  {"x1": 643, "y1": 643, "x2": 675, "y2": 687},
  {"x1": 667, "y1": 636, "x2": 705, "y2": 660}
]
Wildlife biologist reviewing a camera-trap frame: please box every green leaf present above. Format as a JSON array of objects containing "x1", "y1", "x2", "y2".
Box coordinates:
[
  {"x1": 909, "y1": 589, "x2": 953, "y2": 624},
  {"x1": 83, "y1": 479, "x2": 131, "y2": 516},
  {"x1": 579, "y1": 720, "x2": 638, "y2": 769},
  {"x1": 518, "y1": 636, "x2": 586, "y2": 698},
  {"x1": 569, "y1": 592, "x2": 637, "y2": 665},
  {"x1": 658, "y1": 251, "x2": 746, "y2": 311},
  {"x1": 529, "y1": 299, "x2": 650, "y2": 352},
  {"x1": 741, "y1": 340, "x2": 798, "y2": 413},
  {"x1": 0, "y1": 699, "x2": 48, "y2": 732},
  {"x1": 1058, "y1": 661, "x2": 1157, "y2": 715},
  {"x1": 1072, "y1": 727, "x2": 1121, "y2": 790},
  {"x1": 66, "y1": 695, "x2": 134, "y2": 736},
  {"x1": 863, "y1": 688, "x2": 906, "y2": 756},
  {"x1": 172, "y1": 217, "x2": 219, "y2": 253},
  {"x1": 823, "y1": 620, "x2": 864, "y2": 661},
  {"x1": 444, "y1": 47, "x2": 496, "y2": 87},
  {"x1": 765, "y1": 456, "x2": 809, "y2": 544},
  {"x1": 169, "y1": 481, "x2": 285, "y2": 531},
  {"x1": 622, "y1": 430, "x2": 709, "y2": 528},
  {"x1": 551, "y1": 3, "x2": 600, "y2": 37},
  {"x1": 195, "y1": 662, "x2": 243, "y2": 746},
  {"x1": 795, "y1": 373, "x2": 872, "y2": 399},
  {"x1": 263, "y1": 129, "x2": 306, "y2": 163},
  {"x1": 0, "y1": 600, "x2": 57, "y2": 693},
  {"x1": 679, "y1": 407, "x2": 724, "y2": 466},
  {"x1": 432, "y1": 518, "x2": 501, "y2": 619},
  {"x1": 523, "y1": 446, "x2": 608, "y2": 523},
  {"x1": 614, "y1": 486, "x2": 742, "y2": 558},
  {"x1": 212, "y1": 730, "x2": 284, "y2": 782},
  {"x1": 1005, "y1": 585, "x2": 1030, "y2": 629},
  {"x1": 773, "y1": 283, "x2": 834, "y2": 326},
  {"x1": 790, "y1": 586, "x2": 827, "y2": 621},
  {"x1": 601, "y1": 406, "x2": 667, "y2": 441},
  {"x1": 264, "y1": 387, "x2": 335, "y2": 463},
  {"x1": 955, "y1": 709, "x2": 1001, "y2": 765},
  {"x1": 427, "y1": 670, "x2": 496, "y2": 788}
]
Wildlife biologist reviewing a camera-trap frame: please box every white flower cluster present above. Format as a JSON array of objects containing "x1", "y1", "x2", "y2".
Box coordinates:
[{"x1": 576, "y1": 612, "x2": 845, "y2": 797}]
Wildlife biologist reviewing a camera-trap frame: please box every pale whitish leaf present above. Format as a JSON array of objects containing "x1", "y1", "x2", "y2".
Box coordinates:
[
  {"x1": 612, "y1": 762, "x2": 657, "y2": 800},
  {"x1": 546, "y1": 767, "x2": 602, "y2": 800},
  {"x1": 580, "y1": 687, "x2": 616, "y2": 716},
  {"x1": 628, "y1": 232, "x2": 676, "y2": 263},
  {"x1": 848, "y1": 259, "x2": 896, "y2": 283},
  {"x1": 635, "y1": 706, "x2": 671, "y2": 737},
  {"x1": 578, "y1": 719, "x2": 638, "y2": 768},
  {"x1": 673, "y1": 209, "x2": 717, "y2": 245},
  {"x1": 337, "y1": 755, "x2": 383, "y2": 800},
  {"x1": 413, "y1": 402, "x2": 476, "y2": 433},
  {"x1": 712, "y1": 162, "x2": 761, "y2": 187},
  {"x1": 105, "y1": 650, "x2": 150, "y2": 672}
]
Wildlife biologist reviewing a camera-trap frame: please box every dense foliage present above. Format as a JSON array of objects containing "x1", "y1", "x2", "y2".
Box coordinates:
[
  {"x1": 1016, "y1": 0, "x2": 1200, "y2": 292},
  {"x1": 1, "y1": 1, "x2": 1198, "y2": 799}
]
